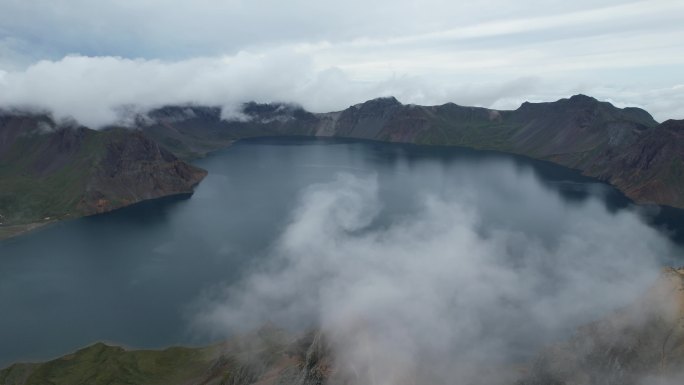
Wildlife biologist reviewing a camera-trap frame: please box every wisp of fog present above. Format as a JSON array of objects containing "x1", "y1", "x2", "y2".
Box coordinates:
[{"x1": 194, "y1": 169, "x2": 671, "y2": 384}]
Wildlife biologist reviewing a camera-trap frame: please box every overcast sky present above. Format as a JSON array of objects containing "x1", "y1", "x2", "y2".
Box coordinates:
[{"x1": 0, "y1": 0, "x2": 683, "y2": 126}]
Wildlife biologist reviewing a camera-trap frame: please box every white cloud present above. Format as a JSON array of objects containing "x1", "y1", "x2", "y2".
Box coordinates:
[
  {"x1": 0, "y1": 0, "x2": 682, "y2": 125},
  {"x1": 193, "y1": 171, "x2": 672, "y2": 384},
  {"x1": 0, "y1": 50, "x2": 681, "y2": 128}
]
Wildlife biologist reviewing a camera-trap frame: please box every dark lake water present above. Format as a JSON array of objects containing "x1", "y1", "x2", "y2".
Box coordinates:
[{"x1": 1, "y1": 137, "x2": 683, "y2": 367}]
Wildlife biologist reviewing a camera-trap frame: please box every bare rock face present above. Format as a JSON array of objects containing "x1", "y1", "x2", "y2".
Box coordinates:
[
  {"x1": 78, "y1": 129, "x2": 207, "y2": 214},
  {"x1": 329, "y1": 96, "x2": 405, "y2": 140},
  {"x1": 589, "y1": 119, "x2": 684, "y2": 208}
]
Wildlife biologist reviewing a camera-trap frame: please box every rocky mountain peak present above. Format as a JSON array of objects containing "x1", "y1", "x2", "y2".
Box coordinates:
[
  {"x1": 353, "y1": 96, "x2": 402, "y2": 111},
  {"x1": 567, "y1": 93, "x2": 599, "y2": 103}
]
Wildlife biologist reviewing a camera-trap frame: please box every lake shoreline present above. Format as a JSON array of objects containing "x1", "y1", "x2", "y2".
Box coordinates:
[
  {"x1": 4, "y1": 136, "x2": 684, "y2": 244},
  {"x1": 0, "y1": 221, "x2": 54, "y2": 241}
]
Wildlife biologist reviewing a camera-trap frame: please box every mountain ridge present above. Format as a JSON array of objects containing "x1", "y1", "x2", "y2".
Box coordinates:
[
  {"x1": 139, "y1": 94, "x2": 683, "y2": 208},
  {"x1": 2, "y1": 94, "x2": 682, "y2": 240}
]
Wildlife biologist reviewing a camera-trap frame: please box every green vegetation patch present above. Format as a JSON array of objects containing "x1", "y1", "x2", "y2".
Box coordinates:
[
  {"x1": 0, "y1": 131, "x2": 108, "y2": 225},
  {"x1": 3, "y1": 343, "x2": 217, "y2": 385}
]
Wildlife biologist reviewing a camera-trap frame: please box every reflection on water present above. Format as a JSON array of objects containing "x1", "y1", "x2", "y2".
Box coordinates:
[{"x1": 0, "y1": 137, "x2": 682, "y2": 367}]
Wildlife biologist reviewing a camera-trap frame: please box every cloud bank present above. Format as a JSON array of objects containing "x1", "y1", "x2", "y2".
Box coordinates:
[
  {"x1": 194, "y1": 172, "x2": 672, "y2": 384},
  {"x1": 0, "y1": 1, "x2": 683, "y2": 127},
  {"x1": 0, "y1": 52, "x2": 682, "y2": 129}
]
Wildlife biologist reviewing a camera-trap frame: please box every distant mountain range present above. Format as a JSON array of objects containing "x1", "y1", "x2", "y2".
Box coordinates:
[
  {"x1": 1, "y1": 94, "x2": 683, "y2": 238},
  {"x1": 3, "y1": 268, "x2": 683, "y2": 385},
  {"x1": 140, "y1": 94, "x2": 684, "y2": 209}
]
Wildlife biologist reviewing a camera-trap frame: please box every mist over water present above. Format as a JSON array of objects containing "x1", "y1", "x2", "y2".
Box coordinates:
[{"x1": 0, "y1": 138, "x2": 682, "y2": 372}]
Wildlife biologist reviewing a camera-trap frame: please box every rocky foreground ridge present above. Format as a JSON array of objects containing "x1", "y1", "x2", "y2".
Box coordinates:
[
  {"x1": 0, "y1": 111, "x2": 206, "y2": 238},
  {"x1": 518, "y1": 267, "x2": 684, "y2": 385},
  {"x1": 2, "y1": 269, "x2": 684, "y2": 385},
  {"x1": 141, "y1": 95, "x2": 684, "y2": 209}
]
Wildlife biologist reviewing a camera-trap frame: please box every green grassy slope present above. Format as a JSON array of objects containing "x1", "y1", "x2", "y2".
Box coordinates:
[
  {"x1": 0, "y1": 327, "x2": 323, "y2": 385},
  {"x1": 0, "y1": 343, "x2": 217, "y2": 385},
  {"x1": 0, "y1": 126, "x2": 107, "y2": 224},
  {"x1": 0, "y1": 113, "x2": 207, "y2": 237}
]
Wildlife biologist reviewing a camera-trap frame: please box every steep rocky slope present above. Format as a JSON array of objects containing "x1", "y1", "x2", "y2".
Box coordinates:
[
  {"x1": 588, "y1": 119, "x2": 684, "y2": 208},
  {"x1": 140, "y1": 95, "x2": 684, "y2": 208},
  {"x1": 519, "y1": 268, "x2": 684, "y2": 385},
  {"x1": 0, "y1": 111, "x2": 206, "y2": 238}
]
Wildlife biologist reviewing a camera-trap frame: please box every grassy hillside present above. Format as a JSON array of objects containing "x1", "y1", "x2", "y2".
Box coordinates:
[
  {"x1": 0, "y1": 344, "x2": 216, "y2": 385},
  {"x1": 0, "y1": 121, "x2": 106, "y2": 225},
  {"x1": 0, "y1": 327, "x2": 324, "y2": 385},
  {"x1": 0, "y1": 112, "x2": 207, "y2": 238}
]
